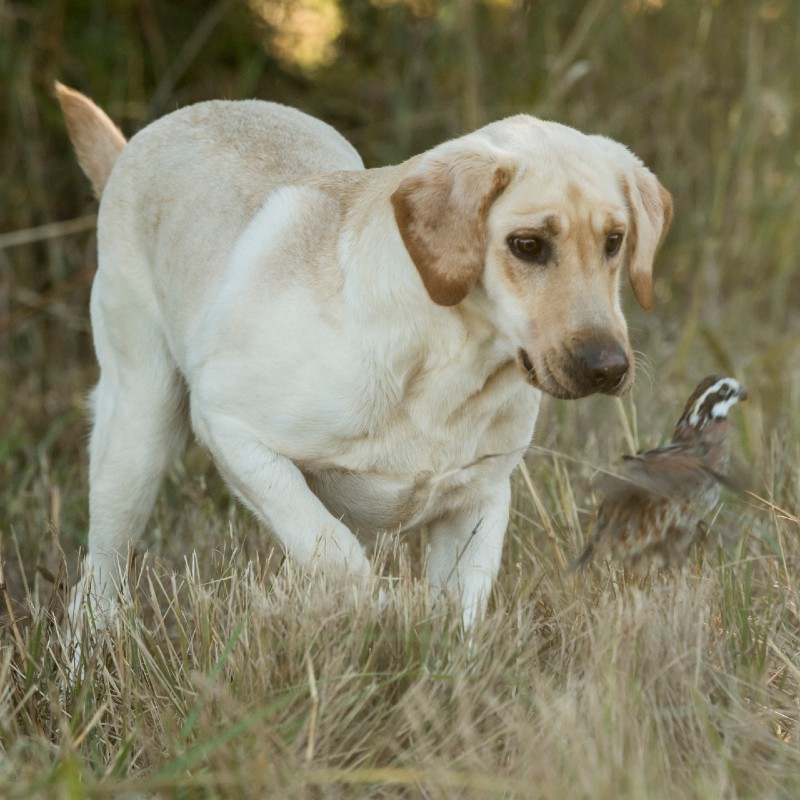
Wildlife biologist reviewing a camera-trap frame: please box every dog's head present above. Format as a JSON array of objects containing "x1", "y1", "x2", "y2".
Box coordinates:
[{"x1": 391, "y1": 115, "x2": 672, "y2": 399}]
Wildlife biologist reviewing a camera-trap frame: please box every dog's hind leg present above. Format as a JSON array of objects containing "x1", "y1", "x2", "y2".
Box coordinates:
[{"x1": 69, "y1": 273, "x2": 189, "y2": 639}]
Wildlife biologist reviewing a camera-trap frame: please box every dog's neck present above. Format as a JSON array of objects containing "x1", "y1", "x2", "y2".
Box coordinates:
[{"x1": 306, "y1": 166, "x2": 521, "y2": 390}]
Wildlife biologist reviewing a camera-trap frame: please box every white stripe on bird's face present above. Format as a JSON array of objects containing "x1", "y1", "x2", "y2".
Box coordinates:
[{"x1": 688, "y1": 377, "x2": 746, "y2": 427}]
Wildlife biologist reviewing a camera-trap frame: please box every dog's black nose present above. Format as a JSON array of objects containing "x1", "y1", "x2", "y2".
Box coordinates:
[{"x1": 578, "y1": 343, "x2": 629, "y2": 393}]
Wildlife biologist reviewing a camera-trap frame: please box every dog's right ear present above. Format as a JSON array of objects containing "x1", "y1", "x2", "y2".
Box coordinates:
[
  {"x1": 591, "y1": 135, "x2": 672, "y2": 311},
  {"x1": 55, "y1": 81, "x2": 127, "y2": 199},
  {"x1": 391, "y1": 145, "x2": 513, "y2": 306}
]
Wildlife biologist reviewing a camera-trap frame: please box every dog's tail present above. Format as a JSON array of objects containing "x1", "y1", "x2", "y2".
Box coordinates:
[{"x1": 55, "y1": 81, "x2": 127, "y2": 199}]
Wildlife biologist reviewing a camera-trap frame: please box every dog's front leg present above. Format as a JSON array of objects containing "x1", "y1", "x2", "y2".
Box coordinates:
[
  {"x1": 425, "y1": 481, "x2": 511, "y2": 629},
  {"x1": 195, "y1": 410, "x2": 373, "y2": 582}
]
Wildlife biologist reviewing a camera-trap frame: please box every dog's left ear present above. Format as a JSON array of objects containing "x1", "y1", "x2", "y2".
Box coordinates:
[
  {"x1": 392, "y1": 145, "x2": 513, "y2": 306},
  {"x1": 623, "y1": 166, "x2": 673, "y2": 311},
  {"x1": 594, "y1": 138, "x2": 673, "y2": 311}
]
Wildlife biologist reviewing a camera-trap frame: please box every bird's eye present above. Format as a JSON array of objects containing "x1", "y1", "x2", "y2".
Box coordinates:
[
  {"x1": 605, "y1": 232, "x2": 623, "y2": 257},
  {"x1": 508, "y1": 235, "x2": 550, "y2": 264}
]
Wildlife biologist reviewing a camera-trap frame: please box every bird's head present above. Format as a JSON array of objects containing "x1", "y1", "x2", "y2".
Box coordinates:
[{"x1": 673, "y1": 375, "x2": 748, "y2": 438}]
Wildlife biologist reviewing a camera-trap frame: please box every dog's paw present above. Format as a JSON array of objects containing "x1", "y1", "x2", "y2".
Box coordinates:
[{"x1": 64, "y1": 580, "x2": 122, "y2": 684}]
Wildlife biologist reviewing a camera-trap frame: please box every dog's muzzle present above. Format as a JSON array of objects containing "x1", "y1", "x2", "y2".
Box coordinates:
[{"x1": 518, "y1": 330, "x2": 630, "y2": 399}]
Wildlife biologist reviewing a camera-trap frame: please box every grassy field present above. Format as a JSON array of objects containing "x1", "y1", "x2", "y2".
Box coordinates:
[{"x1": 2, "y1": 1, "x2": 800, "y2": 797}]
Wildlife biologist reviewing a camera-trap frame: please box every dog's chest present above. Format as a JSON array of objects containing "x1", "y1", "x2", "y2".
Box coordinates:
[{"x1": 300, "y1": 359, "x2": 540, "y2": 534}]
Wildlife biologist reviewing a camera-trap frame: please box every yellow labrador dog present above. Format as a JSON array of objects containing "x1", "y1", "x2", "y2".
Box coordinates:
[{"x1": 57, "y1": 83, "x2": 671, "y2": 627}]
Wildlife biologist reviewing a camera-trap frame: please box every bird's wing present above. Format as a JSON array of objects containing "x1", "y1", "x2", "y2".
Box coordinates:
[{"x1": 592, "y1": 447, "x2": 720, "y2": 504}]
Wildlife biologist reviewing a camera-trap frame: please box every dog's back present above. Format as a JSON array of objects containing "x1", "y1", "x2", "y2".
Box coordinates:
[
  {"x1": 56, "y1": 87, "x2": 366, "y2": 364},
  {"x1": 56, "y1": 84, "x2": 363, "y2": 200}
]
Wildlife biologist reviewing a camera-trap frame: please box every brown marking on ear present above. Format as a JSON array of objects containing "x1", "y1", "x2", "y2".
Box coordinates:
[
  {"x1": 655, "y1": 183, "x2": 674, "y2": 249},
  {"x1": 622, "y1": 179, "x2": 645, "y2": 307},
  {"x1": 392, "y1": 158, "x2": 513, "y2": 306},
  {"x1": 55, "y1": 81, "x2": 127, "y2": 199},
  {"x1": 622, "y1": 172, "x2": 672, "y2": 311}
]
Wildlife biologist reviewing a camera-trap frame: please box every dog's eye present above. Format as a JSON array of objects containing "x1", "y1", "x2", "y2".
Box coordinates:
[
  {"x1": 605, "y1": 232, "x2": 624, "y2": 257},
  {"x1": 508, "y1": 235, "x2": 550, "y2": 264}
]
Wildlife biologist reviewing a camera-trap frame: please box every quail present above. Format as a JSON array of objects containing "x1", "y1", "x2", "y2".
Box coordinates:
[{"x1": 572, "y1": 375, "x2": 748, "y2": 573}]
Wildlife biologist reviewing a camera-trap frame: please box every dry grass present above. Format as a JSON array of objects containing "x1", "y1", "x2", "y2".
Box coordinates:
[
  {"x1": 3, "y1": 1, "x2": 800, "y2": 797},
  {"x1": 0, "y1": 411, "x2": 798, "y2": 798}
]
